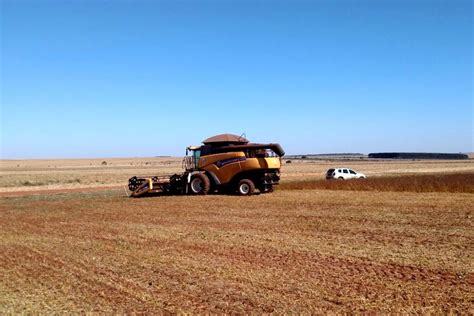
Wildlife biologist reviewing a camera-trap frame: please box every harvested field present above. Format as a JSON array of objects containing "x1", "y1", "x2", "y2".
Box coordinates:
[
  {"x1": 1, "y1": 159, "x2": 473, "y2": 312},
  {"x1": 1, "y1": 184, "x2": 473, "y2": 313}
]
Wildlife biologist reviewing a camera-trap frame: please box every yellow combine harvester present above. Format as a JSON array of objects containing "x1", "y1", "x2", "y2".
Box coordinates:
[{"x1": 128, "y1": 134, "x2": 285, "y2": 197}]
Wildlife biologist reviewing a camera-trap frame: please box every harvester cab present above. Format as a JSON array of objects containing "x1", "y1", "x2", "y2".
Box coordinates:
[
  {"x1": 183, "y1": 146, "x2": 201, "y2": 171},
  {"x1": 128, "y1": 134, "x2": 285, "y2": 197}
]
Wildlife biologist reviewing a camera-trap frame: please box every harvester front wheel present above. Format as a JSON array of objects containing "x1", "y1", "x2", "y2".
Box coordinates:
[
  {"x1": 189, "y1": 173, "x2": 210, "y2": 195},
  {"x1": 237, "y1": 179, "x2": 255, "y2": 196}
]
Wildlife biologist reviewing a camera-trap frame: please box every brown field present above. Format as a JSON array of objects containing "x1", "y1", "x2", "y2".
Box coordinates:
[
  {"x1": 1, "y1": 157, "x2": 473, "y2": 192},
  {"x1": 281, "y1": 173, "x2": 474, "y2": 193},
  {"x1": 1, "y1": 158, "x2": 473, "y2": 312}
]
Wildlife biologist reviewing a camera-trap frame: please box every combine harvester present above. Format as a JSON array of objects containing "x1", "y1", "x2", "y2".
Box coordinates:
[{"x1": 128, "y1": 134, "x2": 285, "y2": 197}]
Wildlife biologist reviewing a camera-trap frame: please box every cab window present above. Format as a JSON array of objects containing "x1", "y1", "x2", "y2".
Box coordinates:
[
  {"x1": 193, "y1": 150, "x2": 201, "y2": 165},
  {"x1": 343, "y1": 169, "x2": 348, "y2": 174},
  {"x1": 349, "y1": 169, "x2": 356, "y2": 174}
]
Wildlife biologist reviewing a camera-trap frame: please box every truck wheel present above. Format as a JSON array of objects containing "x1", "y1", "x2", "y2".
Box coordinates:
[
  {"x1": 338, "y1": 177, "x2": 344, "y2": 180},
  {"x1": 237, "y1": 179, "x2": 255, "y2": 196},
  {"x1": 189, "y1": 173, "x2": 210, "y2": 195}
]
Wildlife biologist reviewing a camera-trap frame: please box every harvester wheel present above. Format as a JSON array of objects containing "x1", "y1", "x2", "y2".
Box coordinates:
[
  {"x1": 189, "y1": 173, "x2": 210, "y2": 195},
  {"x1": 237, "y1": 179, "x2": 255, "y2": 196}
]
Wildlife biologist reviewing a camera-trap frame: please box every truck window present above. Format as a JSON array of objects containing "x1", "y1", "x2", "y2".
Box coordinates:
[
  {"x1": 343, "y1": 169, "x2": 348, "y2": 174},
  {"x1": 349, "y1": 169, "x2": 356, "y2": 174}
]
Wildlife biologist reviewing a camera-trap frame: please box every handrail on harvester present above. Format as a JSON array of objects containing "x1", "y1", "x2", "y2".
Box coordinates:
[{"x1": 182, "y1": 156, "x2": 197, "y2": 171}]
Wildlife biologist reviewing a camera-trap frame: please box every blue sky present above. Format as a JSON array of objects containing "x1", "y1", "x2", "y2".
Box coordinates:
[{"x1": 1, "y1": 0, "x2": 472, "y2": 158}]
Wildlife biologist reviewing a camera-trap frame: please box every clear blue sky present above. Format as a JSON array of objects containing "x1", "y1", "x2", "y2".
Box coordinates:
[{"x1": 1, "y1": 0, "x2": 472, "y2": 159}]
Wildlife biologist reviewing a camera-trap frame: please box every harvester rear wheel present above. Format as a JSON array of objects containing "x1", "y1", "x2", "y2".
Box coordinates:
[
  {"x1": 189, "y1": 173, "x2": 210, "y2": 195},
  {"x1": 237, "y1": 179, "x2": 255, "y2": 196}
]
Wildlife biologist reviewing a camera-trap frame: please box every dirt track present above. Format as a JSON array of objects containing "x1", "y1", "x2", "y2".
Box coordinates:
[{"x1": 0, "y1": 185, "x2": 124, "y2": 197}]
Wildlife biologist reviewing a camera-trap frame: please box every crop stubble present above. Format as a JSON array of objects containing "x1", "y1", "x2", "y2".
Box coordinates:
[{"x1": 1, "y1": 186, "x2": 473, "y2": 313}]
